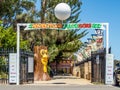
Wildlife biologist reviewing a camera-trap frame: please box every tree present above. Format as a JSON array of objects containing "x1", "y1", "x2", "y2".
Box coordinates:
[
  {"x1": 0, "y1": 0, "x2": 37, "y2": 49},
  {"x1": 0, "y1": 21, "x2": 28, "y2": 49},
  {"x1": 0, "y1": 56, "x2": 7, "y2": 79},
  {"x1": 0, "y1": 0, "x2": 36, "y2": 27},
  {"x1": 0, "y1": 0, "x2": 87, "y2": 63},
  {"x1": 38, "y1": 0, "x2": 87, "y2": 62},
  {"x1": 20, "y1": 0, "x2": 87, "y2": 62}
]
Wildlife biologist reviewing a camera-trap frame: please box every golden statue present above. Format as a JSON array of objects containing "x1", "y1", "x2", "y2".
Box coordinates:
[
  {"x1": 34, "y1": 46, "x2": 50, "y2": 81},
  {"x1": 40, "y1": 49, "x2": 48, "y2": 73}
]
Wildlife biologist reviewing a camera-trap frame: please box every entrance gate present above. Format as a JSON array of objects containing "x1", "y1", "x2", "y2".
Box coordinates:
[{"x1": 17, "y1": 22, "x2": 111, "y2": 85}]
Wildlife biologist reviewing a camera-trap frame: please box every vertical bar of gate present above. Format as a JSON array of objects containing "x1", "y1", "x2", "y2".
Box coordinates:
[
  {"x1": 17, "y1": 24, "x2": 20, "y2": 85},
  {"x1": 105, "y1": 23, "x2": 109, "y2": 54},
  {"x1": 17, "y1": 23, "x2": 27, "y2": 85}
]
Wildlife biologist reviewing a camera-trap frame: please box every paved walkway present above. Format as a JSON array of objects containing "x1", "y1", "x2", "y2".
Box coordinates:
[{"x1": 33, "y1": 75, "x2": 93, "y2": 86}]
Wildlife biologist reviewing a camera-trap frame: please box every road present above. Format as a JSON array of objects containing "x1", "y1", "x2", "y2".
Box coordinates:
[
  {"x1": 0, "y1": 85, "x2": 120, "y2": 90},
  {"x1": 0, "y1": 75, "x2": 120, "y2": 90}
]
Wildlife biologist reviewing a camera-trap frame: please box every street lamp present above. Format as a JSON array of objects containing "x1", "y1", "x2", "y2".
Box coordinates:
[{"x1": 54, "y1": 3, "x2": 71, "y2": 21}]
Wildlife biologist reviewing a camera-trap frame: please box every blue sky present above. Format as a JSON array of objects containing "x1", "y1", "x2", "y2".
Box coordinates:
[
  {"x1": 80, "y1": 0, "x2": 120, "y2": 60},
  {"x1": 36, "y1": 0, "x2": 120, "y2": 60}
]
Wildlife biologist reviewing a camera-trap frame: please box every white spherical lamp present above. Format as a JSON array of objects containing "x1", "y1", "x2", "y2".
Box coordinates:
[{"x1": 54, "y1": 3, "x2": 71, "y2": 20}]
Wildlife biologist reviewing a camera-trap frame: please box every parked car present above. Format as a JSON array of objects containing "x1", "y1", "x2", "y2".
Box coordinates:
[{"x1": 113, "y1": 65, "x2": 120, "y2": 86}]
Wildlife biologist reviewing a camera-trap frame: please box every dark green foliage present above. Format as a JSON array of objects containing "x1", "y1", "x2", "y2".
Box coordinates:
[
  {"x1": 0, "y1": 56, "x2": 7, "y2": 79},
  {"x1": 0, "y1": 0, "x2": 36, "y2": 27},
  {"x1": 36, "y1": 0, "x2": 87, "y2": 61},
  {"x1": 0, "y1": 0, "x2": 87, "y2": 63},
  {"x1": 0, "y1": 22, "x2": 28, "y2": 49}
]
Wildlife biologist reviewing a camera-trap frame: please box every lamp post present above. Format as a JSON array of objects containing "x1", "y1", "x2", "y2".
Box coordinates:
[{"x1": 54, "y1": 3, "x2": 71, "y2": 21}]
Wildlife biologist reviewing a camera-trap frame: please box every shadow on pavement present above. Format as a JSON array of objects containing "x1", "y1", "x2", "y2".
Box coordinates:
[{"x1": 52, "y1": 82, "x2": 66, "y2": 84}]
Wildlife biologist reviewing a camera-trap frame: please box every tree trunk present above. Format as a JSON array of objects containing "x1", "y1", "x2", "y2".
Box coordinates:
[{"x1": 34, "y1": 46, "x2": 51, "y2": 81}]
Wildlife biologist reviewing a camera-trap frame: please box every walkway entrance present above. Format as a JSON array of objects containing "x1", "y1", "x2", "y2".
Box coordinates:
[{"x1": 34, "y1": 75, "x2": 92, "y2": 85}]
